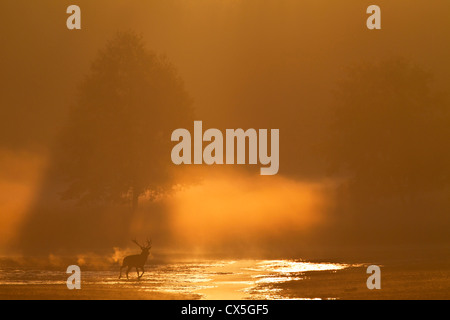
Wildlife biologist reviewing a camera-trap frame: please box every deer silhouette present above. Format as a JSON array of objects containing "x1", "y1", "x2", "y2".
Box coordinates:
[{"x1": 119, "y1": 238, "x2": 152, "y2": 280}]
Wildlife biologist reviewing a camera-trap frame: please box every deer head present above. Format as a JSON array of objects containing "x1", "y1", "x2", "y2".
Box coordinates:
[{"x1": 132, "y1": 238, "x2": 152, "y2": 256}]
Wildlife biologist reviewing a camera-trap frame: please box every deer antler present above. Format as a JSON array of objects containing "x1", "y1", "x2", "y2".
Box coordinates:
[
  {"x1": 132, "y1": 239, "x2": 143, "y2": 249},
  {"x1": 145, "y1": 238, "x2": 152, "y2": 249}
]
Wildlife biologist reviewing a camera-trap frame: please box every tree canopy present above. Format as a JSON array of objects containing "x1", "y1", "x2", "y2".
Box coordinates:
[
  {"x1": 57, "y1": 32, "x2": 193, "y2": 211},
  {"x1": 325, "y1": 59, "x2": 450, "y2": 199}
]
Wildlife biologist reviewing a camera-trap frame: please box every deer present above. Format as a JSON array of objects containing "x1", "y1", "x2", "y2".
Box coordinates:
[{"x1": 119, "y1": 238, "x2": 152, "y2": 280}]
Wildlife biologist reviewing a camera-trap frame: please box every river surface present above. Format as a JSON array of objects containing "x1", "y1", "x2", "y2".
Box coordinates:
[{"x1": 0, "y1": 259, "x2": 361, "y2": 299}]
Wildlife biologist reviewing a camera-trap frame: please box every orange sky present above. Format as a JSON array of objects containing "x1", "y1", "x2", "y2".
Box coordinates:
[{"x1": 1, "y1": 1, "x2": 449, "y2": 257}]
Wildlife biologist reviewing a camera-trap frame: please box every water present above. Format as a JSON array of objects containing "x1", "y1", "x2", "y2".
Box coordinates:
[{"x1": 0, "y1": 259, "x2": 359, "y2": 299}]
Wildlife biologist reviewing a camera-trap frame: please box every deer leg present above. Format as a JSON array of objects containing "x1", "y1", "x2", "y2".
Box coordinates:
[
  {"x1": 119, "y1": 265, "x2": 124, "y2": 279},
  {"x1": 136, "y1": 267, "x2": 140, "y2": 278},
  {"x1": 137, "y1": 266, "x2": 144, "y2": 279},
  {"x1": 126, "y1": 266, "x2": 131, "y2": 279}
]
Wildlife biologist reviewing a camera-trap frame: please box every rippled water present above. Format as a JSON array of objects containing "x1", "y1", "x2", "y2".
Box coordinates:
[{"x1": 0, "y1": 259, "x2": 358, "y2": 299}]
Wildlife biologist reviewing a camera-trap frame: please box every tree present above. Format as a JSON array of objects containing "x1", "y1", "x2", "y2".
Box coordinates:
[
  {"x1": 57, "y1": 32, "x2": 193, "y2": 213},
  {"x1": 325, "y1": 58, "x2": 450, "y2": 201}
]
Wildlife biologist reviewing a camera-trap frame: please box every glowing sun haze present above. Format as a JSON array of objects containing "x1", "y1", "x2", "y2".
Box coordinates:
[
  {"x1": 0, "y1": 151, "x2": 48, "y2": 254},
  {"x1": 167, "y1": 169, "x2": 327, "y2": 250}
]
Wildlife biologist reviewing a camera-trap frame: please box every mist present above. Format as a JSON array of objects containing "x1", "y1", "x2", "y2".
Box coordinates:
[{"x1": 1, "y1": 0, "x2": 449, "y2": 261}]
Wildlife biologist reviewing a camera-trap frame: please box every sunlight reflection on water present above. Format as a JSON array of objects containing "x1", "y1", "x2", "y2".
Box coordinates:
[
  {"x1": 239, "y1": 260, "x2": 352, "y2": 299},
  {"x1": 0, "y1": 259, "x2": 357, "y2": 299},
  {"x1": 256, "y1": 260, "x2": 349, "y2": 273}
]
